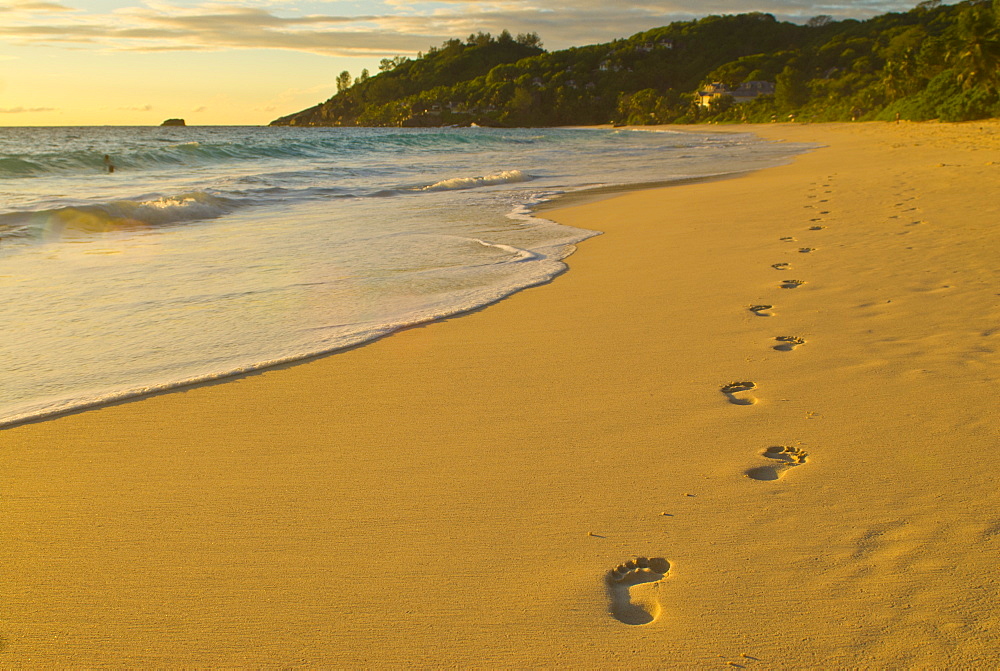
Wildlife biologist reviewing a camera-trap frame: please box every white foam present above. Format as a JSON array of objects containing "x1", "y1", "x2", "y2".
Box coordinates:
[
  {"x1": 110, "y1": 192, "x2": 232, "y2": 223},
  {"x1": 1, "y1": 126, "x2": 812, "y2": 427},
  {"x1": 473, "y1": 238, "x2": 541, "y2": 262},
  {"x1": 421, "y1": 169, "x2": 530, "y2": 191}
]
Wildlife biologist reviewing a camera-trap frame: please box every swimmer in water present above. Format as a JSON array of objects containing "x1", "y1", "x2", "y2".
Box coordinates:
[{"x1": 103, "y1": 154, "x2": 115, "y2": 173}]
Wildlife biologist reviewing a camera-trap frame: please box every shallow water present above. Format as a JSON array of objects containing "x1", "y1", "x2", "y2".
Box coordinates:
[{"x1": 0, "y1": 126, "x2": 809, "y2": 425}]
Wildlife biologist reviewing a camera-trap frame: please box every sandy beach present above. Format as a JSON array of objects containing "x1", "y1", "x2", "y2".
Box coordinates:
[{"x1": 2, "y1": 121, "x2": 999, "y2": 667}]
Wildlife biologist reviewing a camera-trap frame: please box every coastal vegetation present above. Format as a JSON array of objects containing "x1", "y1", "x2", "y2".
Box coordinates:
[{"x1": 270, "y1": 0, "x2": 1000, "y2": 127}]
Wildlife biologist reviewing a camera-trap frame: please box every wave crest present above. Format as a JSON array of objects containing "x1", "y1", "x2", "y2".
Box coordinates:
[
  {"x1": 0, "y1": 191, "x2": 237, "y2": 238},
  {"x1": 420, "y1": 169, "x2": 531, "y2": 192}
]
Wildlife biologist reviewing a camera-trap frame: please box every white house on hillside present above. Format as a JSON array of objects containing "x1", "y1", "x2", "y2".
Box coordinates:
[{"x1": 697, "y1": 82, "x2": 729, "y2": 107}]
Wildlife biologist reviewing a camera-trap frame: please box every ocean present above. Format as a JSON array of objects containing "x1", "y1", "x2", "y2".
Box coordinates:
[{"x1": 0, "y1": 125, "x2": 808, "y2": 426}]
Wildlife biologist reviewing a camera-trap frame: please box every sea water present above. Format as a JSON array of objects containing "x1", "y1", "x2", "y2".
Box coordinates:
[{"x1": 0, "y1": 126, "x2": 808, "y2": 425}]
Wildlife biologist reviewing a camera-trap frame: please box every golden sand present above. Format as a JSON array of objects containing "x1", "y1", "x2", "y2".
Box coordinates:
[{"x1": 2, "y1": 121, "x2": 999, "y2": 666}]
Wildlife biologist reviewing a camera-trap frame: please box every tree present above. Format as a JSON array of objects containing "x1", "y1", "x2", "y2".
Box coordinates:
[
  {"x1": 379, "y1": 56, "x2": 409, "y2": 72},
  {"x1": 949, "y1": 3, "x2": 1000, "y2": 93},
  {"x1": 507, "y1": 86, "x2": 535, "y2": 121},
  {"x1": 468, "y1": 32, "x2": 492, "y2": 47},
  {"x1": 487, "y1": 63, "x2": 519, "y2": 84},
  {"x1": 880, "y1": 57, "x2": 909, "y2": 99},
  {"x1": 516, "y1": 32, "x2": 543, "y2": 48},
  {"x1": 336, "y1": 70, "x2": 353, "y2": 93},
  {"x1": 807, "y1": 15, "x2": 833, "y2": 28},
  {"x1": 775, "y1": 64, "x2": 808, "y2": 108},
  {"x1": 708, "y1": 94, "x2": 735, "y2": 115}
]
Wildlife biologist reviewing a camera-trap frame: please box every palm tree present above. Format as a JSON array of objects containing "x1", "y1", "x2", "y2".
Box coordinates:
[
  {"x1": 880, "y1": 55, "x2": 913, "y2": 100},
  {"x1": 949, "y1": 3, "x2": 1000, "y2": 93}
]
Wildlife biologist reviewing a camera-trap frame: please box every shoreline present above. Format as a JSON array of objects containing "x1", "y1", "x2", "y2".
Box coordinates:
[
  {"x1": 2, "y1": 121, "x2": 999, "y2": 666},
  {"x1": 530, "y1": 167, "x2": 765, "y2": 212},
  {"x1": 0, "y1": 129, "x2": 795, "y2": 432}
]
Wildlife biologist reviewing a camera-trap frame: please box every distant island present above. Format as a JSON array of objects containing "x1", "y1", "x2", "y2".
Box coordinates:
[
  {"x1": 270, "y1": 1, "x2": 1000, "y2": 127},
  {"x1": 161, "y1": 118, "x2": 186, "y2": 126}
]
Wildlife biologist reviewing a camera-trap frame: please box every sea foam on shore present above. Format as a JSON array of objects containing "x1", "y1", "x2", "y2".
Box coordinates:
[{"x1": 0, "y1": 126, "x2": 809, "y2": 426}]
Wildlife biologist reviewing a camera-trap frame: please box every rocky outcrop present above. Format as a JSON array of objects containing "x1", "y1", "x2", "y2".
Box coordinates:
[{"x1": 161, "y1": 119, "x2": 186, "y2": 126}]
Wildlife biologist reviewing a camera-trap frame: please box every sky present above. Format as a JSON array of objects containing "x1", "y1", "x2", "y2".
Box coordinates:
[{"x1": 0, "y1": 0, "x2": 956, "y2": 126}]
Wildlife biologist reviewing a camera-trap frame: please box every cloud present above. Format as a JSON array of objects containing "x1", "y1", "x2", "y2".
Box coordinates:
[
  {"x1": 0, "y1": 3, "x2": 440, "y2": 55},
  {"x1": 0, "y1": 1, "x2": 76, "y2": 13},
  {"x1": 0, "y1": 106, "x2": 57, "y2": 113},
  {"x1": 370, "y1": 0, "x2": 941, "y2": 47},
  {"x1": 0, "y1": 0, "x2": 960, "y2": 57},
  {"x1": 21, "y1": 1, "x2": 76, "y2": 10},
  {"x1": 118, "y1": 104, "x2": 154, "y2": 111}
]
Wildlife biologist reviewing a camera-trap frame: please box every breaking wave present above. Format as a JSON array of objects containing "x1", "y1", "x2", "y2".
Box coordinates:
[
  {"x1": 0, "y1": 192, "x2": 239, "y2": 238},
  {"x1": 420, "y1": 169, "x2": 531, "y2": 191}
]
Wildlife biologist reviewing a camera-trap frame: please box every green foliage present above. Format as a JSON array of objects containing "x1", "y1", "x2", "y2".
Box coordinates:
[
  {"x1": 335, "y1": 71, "x2": 352, "y2": 94},
  {"x1": 775, "y1": 64, "x2": 809, "y2": 108},
  {"x1": 879, "y1": 69, "x2": 1000, "y2": 121},
  {"x1": 936, "y1": 87, "x2": 1000, "y2": 120},
  {"x1": 948, "y1": 1, "x2": 1000, "y2": 93},
  {"x1": 272, "y1": 1, "x2": 1000, "y2": 127},
  {"x1": 379, "y1": 56, "x2": 409, "y2": 73},
  {"x1": 615, "y1": 89, "x2": 691, "y2": 124}
]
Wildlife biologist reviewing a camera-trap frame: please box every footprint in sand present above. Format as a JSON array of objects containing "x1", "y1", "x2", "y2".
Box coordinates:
[
  {"x1": 749, "y1": 304, "x2": 775, "y2": 317},
  {"x1": 721, "y1": 381, "x2": 758, "y2": 405},
  {"x1": 809, "y1": 225, "x2": 826, "y2": 230},
  {"x1": 774, "y1": 336, "x2": 806, "y2": 351},
  {"x1": 780, "y1": 279, "x2": 806, "y2": 289},
  {"x1": 798, "y1": 247, "x2": 816, "y2": 254},
  {"x1": 745, "y1": 446, "x2": 809, "y2": 481},
  {"x1": 771, "y1": 262, "x2": 791, "y2": 271},
  {"x1": 779, "y1": 236, "x2": 797, "y2": 242},
  {"x1": 606, "y1": 557, "x2": 670, "y2": 625}
]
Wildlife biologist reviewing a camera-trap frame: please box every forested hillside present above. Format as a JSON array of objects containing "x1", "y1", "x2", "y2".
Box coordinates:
[{"x1": 270, "y1": 0, "x2": 1000, "y2": 127}]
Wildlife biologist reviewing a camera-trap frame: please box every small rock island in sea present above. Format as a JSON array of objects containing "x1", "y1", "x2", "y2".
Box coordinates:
[{"x1": 161, "y1": 118, "x2": 186, "y2": 126}]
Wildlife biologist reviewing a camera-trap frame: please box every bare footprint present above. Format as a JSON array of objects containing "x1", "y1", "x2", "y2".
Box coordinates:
[
  {"x1": 798, "y1": 247, "x2": 816, "y2": 253},
  {"x1": 809, "y1": 225, "x2": 826, "y2": 230},
  {"x1": 749, "y1": 304, "x2": 775, "y2": 317},
  {"x1": 780, "y1": 279, "x2": 806, "y2": 289},
  {"x1": 721, "y1": 381, "x2": 758, "y2": 405},
  {"x1": 745, "y1": 446, "x2": 809, "y2": 481},
  {"x1": 779, "y1": 236, "x2": 797, "y2": 242},
  {"x1": 606, "y1": 557, "x2": 670, "y2": 625},
  {"x1": 771, "y1": 262, "x2": 791, "y2": 271},
  {"x1": 773, "y1": 336, "x2": 806, "y2": 351}
]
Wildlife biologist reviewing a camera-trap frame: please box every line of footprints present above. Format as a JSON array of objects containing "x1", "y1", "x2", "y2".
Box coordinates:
[
  {"x1": 608, "y1": 182, "x2": 832, "y2": 629},
  {"x1": 727, "y1": 183, "x2": 827, "y2": 473}
]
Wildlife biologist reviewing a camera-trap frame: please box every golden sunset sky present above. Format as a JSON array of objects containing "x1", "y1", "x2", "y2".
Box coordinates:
[{"x1": 0, "y1": 0, "x2": 957, "y2": 126}]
